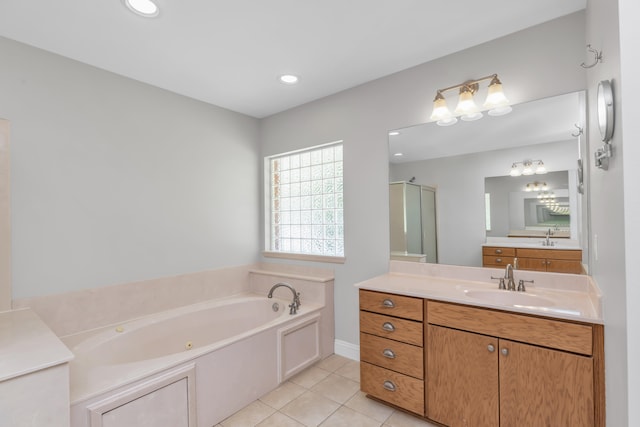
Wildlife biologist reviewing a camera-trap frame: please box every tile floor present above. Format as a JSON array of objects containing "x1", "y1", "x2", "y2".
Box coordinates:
[{"x1": 217, "y1": 355, "x2": 439, "y2": 427}]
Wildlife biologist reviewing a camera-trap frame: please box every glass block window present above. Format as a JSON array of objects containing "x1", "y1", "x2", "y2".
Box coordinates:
[{"x1": 267, "y1": 141, "x2": 344, "y2": 257}]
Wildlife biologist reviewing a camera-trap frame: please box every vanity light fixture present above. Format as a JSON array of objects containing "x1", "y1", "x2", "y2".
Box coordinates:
[
  {"x1": 524, "y1": 181, "x2": 549, "y2": 192},
  {"x1": 124, "y1": 0, "x2": 159, "y2": 17},
  {"x1": 429, "y1": 74, "x2": 511, "y2": 126},
  {"x1": 510, "y1": 159, "x2": 546, "y2": 177}
]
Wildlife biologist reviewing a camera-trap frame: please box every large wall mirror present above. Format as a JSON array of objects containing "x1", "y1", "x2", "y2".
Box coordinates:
[{"x1": 388, "y1": 91, "x2": 589, "y2": 272}]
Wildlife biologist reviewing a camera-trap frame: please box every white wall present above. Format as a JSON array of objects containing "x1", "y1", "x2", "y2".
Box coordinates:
[
  {"x1": 0, "y1": 36, "x2": 261, "y2": 299},
  {"x1": 390, "y1": 141, "x2": 578, "y2": 267},
  {"x1": 260, "y1": 12, "x2": 586, "y2": 346},
  {"x1": 619, "y1": 0, "x2": 640, "y2": 425},
  {"x1": 585, "y1": 0, "x2": 629, "y2": 425}
]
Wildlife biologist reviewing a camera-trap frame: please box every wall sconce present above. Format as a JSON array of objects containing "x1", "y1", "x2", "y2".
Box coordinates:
[
  {"x1": 429, "y1": 74, "x2": 511, "y2": 126},
  {"x1": 510, "y1": 160, "x2": 546, "y2": 177}
]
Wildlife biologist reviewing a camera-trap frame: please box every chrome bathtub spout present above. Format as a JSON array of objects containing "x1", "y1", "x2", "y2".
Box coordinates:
[{"x1": 267, "y1": 282, "x2": 301, "y2": 315}]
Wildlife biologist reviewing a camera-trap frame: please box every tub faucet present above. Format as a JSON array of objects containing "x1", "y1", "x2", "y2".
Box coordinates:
[{"x1": 267, "y1": 282, "x2": 301, "y2": 315}]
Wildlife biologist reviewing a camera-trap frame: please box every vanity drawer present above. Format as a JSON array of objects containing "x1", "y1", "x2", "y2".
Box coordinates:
[
  {"x1": 359, "y1": 290, "x2": 423, "y2": 321},
  {"x1": 482, "y1": 246, "x2": 516, "y2": 257},
  {"x1": 361, "y1": 362, "x2": 424, "y2": 416},
  {"x1": 427, "y1": 301, "x2": 593, "y2": 355},
  {"x1": 360, "y1": 333, "x2": 423, "y2": 379},
  {"x1": 360, "y1": 311, "x2": 423, "y2": 346},
  {"x1": 483, "y1": 255, "x2": 515, "y2": 266}
]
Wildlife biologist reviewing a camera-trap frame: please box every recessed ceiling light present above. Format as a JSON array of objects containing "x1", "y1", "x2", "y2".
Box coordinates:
[
  {"x1": 394, "y1": 152, "x2": 404, "y2": 157},
  {"x1": 279, "y1": 74, "x2": 299, "y2": 85},
  {"x1": 388, "y1": 131, "x2": 401, "y2": 136},
  {"x1": 124, "y1": 0, "x2": 159, "y2": 17}
]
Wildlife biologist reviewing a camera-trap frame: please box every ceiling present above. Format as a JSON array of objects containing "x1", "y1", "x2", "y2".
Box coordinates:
[{"x1": 0, "y1": 0, "x2": 586, "y2": 118}]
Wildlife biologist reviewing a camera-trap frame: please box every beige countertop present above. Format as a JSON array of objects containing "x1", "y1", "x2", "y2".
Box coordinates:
[
  {"x1": 0, "y1": 308, "x2": 74, "y2": 382},
  {"x1": 483, "y1": 237, "x2": 582, "y2": 250},
  {"x1": 355, "y1": 262, "x2": 602, "y2": 324}
]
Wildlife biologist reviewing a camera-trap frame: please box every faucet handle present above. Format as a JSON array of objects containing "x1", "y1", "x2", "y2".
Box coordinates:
[
  {"x1": 491, "y1": 276, "x2": 506, "y2": 290},
  {"x1": 518, "y1": 279, "x2": 534, "y2": 292}
]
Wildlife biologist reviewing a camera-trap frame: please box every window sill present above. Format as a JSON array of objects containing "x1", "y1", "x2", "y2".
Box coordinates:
[{"x1": 262, "y1": 251, "x2": 346, "y2": 264}]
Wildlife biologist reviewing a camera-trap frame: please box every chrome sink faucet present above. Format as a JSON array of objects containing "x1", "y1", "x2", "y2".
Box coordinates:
[
  {"x1": 543, "y1": 228, "x2": 554, "y2": 246},
  {"x1": 505, "y1": 264, "x2": 516, "y2": 291},
  {"x1": 267, "y1": 282, "x2": 301, "y2": 315}
]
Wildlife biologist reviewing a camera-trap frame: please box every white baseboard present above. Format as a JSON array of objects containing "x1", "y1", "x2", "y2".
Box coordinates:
[{"x1": 334, "y1": 339, "x2": 359, "y2": 361}]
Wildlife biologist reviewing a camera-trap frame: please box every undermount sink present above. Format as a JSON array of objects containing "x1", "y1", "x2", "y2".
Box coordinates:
[{"x1": 464, "y1": 289, "x2": 556, "y2": 307}]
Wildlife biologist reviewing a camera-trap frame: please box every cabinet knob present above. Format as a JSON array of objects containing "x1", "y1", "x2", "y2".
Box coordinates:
[
  {"x1": 382, "y1": 380, "x2": 397, "y2": 392},
  {"x1": 382, "y1": 298, "x2": 395, "y2": 308},
  {"x1": 501, "y1": 348, "x2": 509, "y2": 356},
  {"x1": 495, "y1": 249, "x2": 503, "y2": 254},
  {"x1": 382, "y1": 348, "x2": 396, "y2": 359},
  {"x1": 547, "y1": 260, "x2": 552, "y2": 265},
  {"x1": 382, "y1": 322, "x2": 396, "y2": 332},
  {"x1": 487, "y1": 344, "x2": 495, "y2": 353},
  {"x1": 496, "y1": 258, "x2": 503, "y2": 263}
]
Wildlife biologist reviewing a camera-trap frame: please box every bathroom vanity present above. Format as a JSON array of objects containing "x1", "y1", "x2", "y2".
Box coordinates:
[
  {"x1": 356, "y1": 262, "x2": 604, "y2": 427},
  {"x1": 482, "y1": 244, "x2": 584, "y2": 274}
]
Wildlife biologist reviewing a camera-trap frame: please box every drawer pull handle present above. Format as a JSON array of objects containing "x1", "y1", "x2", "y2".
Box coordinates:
[
  {"x1": 382, "y1": 380, "x2": 397, "y2": 392},
  {"x1": 495, "y1": 249, "x2": 503, "y2": 254},
  {"x1": 382, "y1": 322, "x2": 396, "y2": 332},
  {"x1": 382, "y1": 299, "x2": 395, "y2": 308},
  {"x1": 382, "y1": 349, "x2": 396, "y2": 359},
  {"x1": 496, "y1": 258, "x2": 502, "y2": 263}
]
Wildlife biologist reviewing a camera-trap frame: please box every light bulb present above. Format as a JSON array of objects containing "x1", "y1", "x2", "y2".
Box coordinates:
[{"x1": 535, "y1": 161, "x2": 547, "y2": 174}]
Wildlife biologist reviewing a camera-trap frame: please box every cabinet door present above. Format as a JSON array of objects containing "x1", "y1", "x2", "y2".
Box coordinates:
[
  {"x1": 546, "y1": 259, "x2": 583, "y2": 274},
  {"x1": 516, "y1": 257, "x2": 547, "y2": 271},
  {"x1": 499, "y1": 339, "x2": 594, "y2": 427},
  {"x1": 427, "y1": 325, "x2": 499, "y2": 427}
]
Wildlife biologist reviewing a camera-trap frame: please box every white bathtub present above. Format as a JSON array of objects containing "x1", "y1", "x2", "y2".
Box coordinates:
[{"x1": 64, "y1": 293, "x2": 326, "y2": 427}]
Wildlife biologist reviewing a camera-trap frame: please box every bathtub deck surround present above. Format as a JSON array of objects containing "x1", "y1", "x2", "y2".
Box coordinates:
[
  {"x1": 20, "y1": 262, "x2": 336, "y2": 427},
  {"x1": 0, "y1": 308, "x2": 74, "y2": 426}
]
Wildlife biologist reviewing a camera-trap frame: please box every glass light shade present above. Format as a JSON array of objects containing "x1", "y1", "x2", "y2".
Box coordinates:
[
  {"x1": 525, "y1": 184, "x2": 532, "y2": 192},
  {"x1": 535, "y1": 161, "x2": 547, "y2": 174},
  {"x1": 454, "y1": 89, "x2": 479, "y2": 116},
  {"x1": 488, "y1": 106, "x2": 513, "y2": 116},
  {"x1": 510, "y1": 164, "x2": 521, "y2": 177},
  {"x1": 484, "y1": 80, "x2": 509, "y2": 108},
  {"x1": 430, "y1": 95, "x2": 453, "y2": 122},
  {"x1": 461, "y1": 112, "x2": 483, "y2": 121},
  {"x1": 437, "y1": 117, "x2": 458, "y2": 126},
  {"x1": 522, "y1": 161, "x2": 534, "y2": 175}
]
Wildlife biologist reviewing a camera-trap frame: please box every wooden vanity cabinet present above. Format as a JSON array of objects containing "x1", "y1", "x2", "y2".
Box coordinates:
[
  {"x1": 482, "y1": 246, "x2": 516, "y2": 268},
  {"x1": 426, "y1": 301, "x2": 604, "y2": 427},
  {"x1": 359, "y1": 289, "x2": 425, "y2": 415},
  {"x1": 482, "y1": 246, "x2": 583, "y2": 274},
  {"x1": 516, "y1": 248, "x2": 583, "y2": 274}
]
